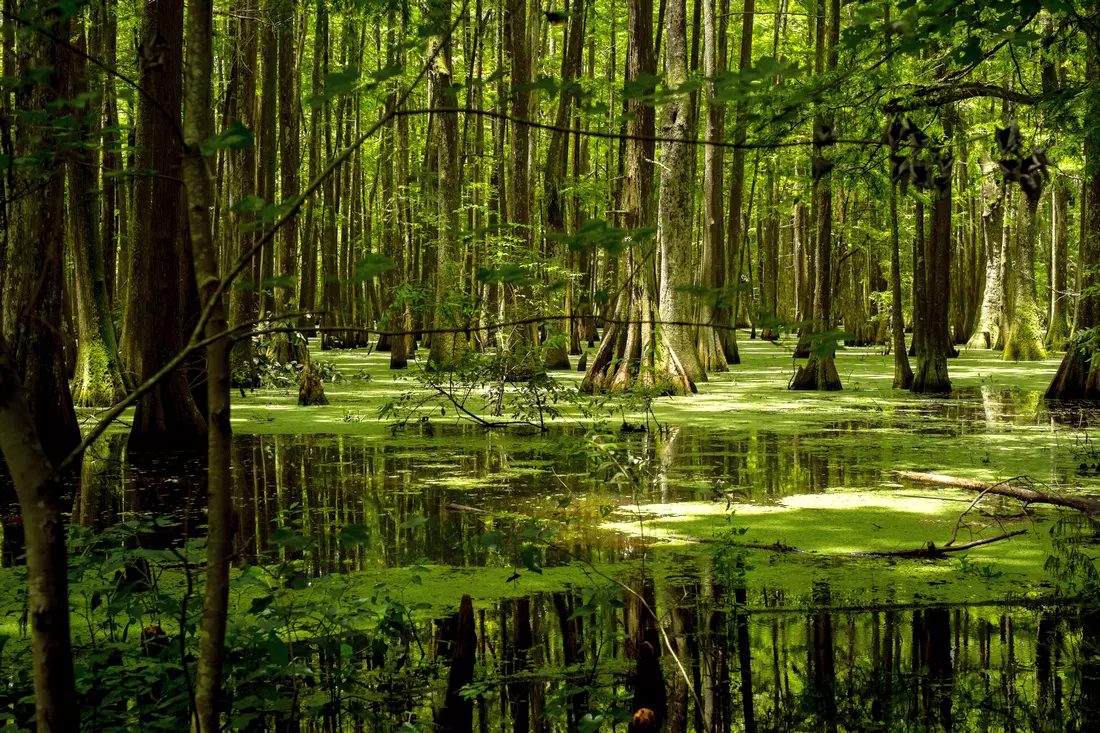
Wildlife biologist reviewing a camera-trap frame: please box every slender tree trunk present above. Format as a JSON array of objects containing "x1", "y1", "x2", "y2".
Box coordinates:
[
  {"x1": 274, "y1": 0, "x2": 306, "y2": 362},
  {"x1": 722, "y1": 0, "x2": 755, "y2": 364},
  {"x1": 890, "y1": 184, "x2": 913, "y2": 388},
  {"x1": 542, "y1": 0, "x2": 584, "y2": 370},
  {"x1": 1047, "y1": 177, "x2": 1071, "y2": 350},
  {"x1": 68, "y1": 19, "x2": 127, "y2": 406},
  {"x1": 791, "y1": 0, "x2": 841, "y2": 390},
  {"x1": 228, "y1": 0, "x2": 259, "y2": 379},
  {"x1": 698, "y1": 0, "x2": 728, "y2": 371},
  {"x1": 298, "y1": 0, "x2": 323, "y2": 330},
  {"x1": 428, "y1": 0, "x2": 469, "y2": 363},
  {"x1": 0, "y1": 335, "x2": 78, "y2": 732},
  {"x1": 179, "y1": 0, "x2": 233, "y2": 728}
]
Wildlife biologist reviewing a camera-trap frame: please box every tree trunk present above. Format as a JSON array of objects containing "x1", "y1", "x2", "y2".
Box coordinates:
[
  {"x1": 890, "y1": 183, "x2": 913, "y2": 389},
  {"x1": 274, "y1": 0, "x2": 306, "y2": 363},
  {"x1": 1001, "y1": 190, "x2": 1047, "y2": 361},
  {"x1": 179, "y1": 0, "x2": 233, "y2": 728},
  {"x1": 1047, "y1": 178, "x2": 1071, "y2": 350},
  {"x1": 722, "y1": 0, "x2": 755, "y2": 364},
  {"x1": 227, "y1": 0, "x2": 259, "y2": 379},
  {"x1": 122, "y1": 0, "x2": 206, "y2": 453},
  {"x1": 697, "y1": 0, "x2": 728, "y2": 371},
  {"x1": 791, "y1": 0, "x2": 841, "y2": 391},
  {"x1": 2, "y1": 4, "x2": 81, "y2": 466},
  {"x1": 912, "y1": 135, "x2": 954, "y2": 392},
  {"x1": 581, "y1": 0, "x2": 657, "y2": 393},
  {"x1": 428, "y1": 0, "x2": 469, "y2": 364},
  {"x1": 656, "y1": 0, "x2": 706, "y2": 394},
  {"x1": 298, "y1": 0, "x2": 323, "y2": 331},
  {"x1": 0, "y1": 334, "x2": 79, "y2": 732},
  {"x1": 68, "y1": 19, "x2": 128, "y2": 407},
  {"x1": 967, "y1": 156, "x2": 1005, "y2": 350}
]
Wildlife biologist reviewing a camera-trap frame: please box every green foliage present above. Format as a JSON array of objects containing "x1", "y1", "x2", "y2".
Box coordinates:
[{"x1": 200, "y1": 120, "x2": 254, "y2": 156}]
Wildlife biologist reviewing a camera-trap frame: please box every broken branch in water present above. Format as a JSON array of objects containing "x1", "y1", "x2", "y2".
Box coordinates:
[
  {"x1": 852, "y1": 529, "x2": 1028, "y2": 557},
  {"x1": 895, "y1": 470, "x2": 1100, "y2": 515}
]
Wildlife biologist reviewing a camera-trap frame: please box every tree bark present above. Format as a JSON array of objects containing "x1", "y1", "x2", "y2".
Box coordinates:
[
  {"x1": 0, "y1": 335, "x2": 78, "y2": 733},
  {"x1": 179, "y1": 0, "x2": 233, "y2": 728},
  {"x1": 68, "y1": 18, "x2": 127, "y2": 407},
  {"x1": 890, "y1": 183, "x2": 913, "y2": 388},
  {"x1": 1001, "y1": 190, "x2": 1047, "y2": 361},
  {"x1": 912, "y1": 138, "x2": 954, "y2": 392},
  {"x1": 2, "y1": 3, "x2": 81, "y2": 466},
  {"x1": 967, "y1": 156, "x2": 1005, "y2": 350},
  {"x1": 274, "y1": 0, "x2": 306, "y2": 363},
  {"x1": 428, "y1": 0, "x2": 469, "y2": 364},
  {"x1": 122, "y1": 0, "x2": 206, "y2": 452},
  {"x1": 722, "y1": 0, "x2": 755, "y2": 365},
  {"x1": 656, "y1": 0, "x2": 706, "y2": 393},
  {"x1": 791, "y1": 0, "x2": 841, "y2": 391},
  {"x1": 698, "y1": 0, "x2": 728, "y2": 372}
]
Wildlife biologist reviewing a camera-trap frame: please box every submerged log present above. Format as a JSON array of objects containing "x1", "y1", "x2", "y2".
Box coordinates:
[{"x1": 895, "y1": 471, "x2": 1100, "y2": 515}]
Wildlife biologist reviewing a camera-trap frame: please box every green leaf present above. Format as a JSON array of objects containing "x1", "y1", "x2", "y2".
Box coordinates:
[
  {"x1": 352, "y1": 253, "x2": 395, "y2": 282},
  {"x1": 248, "y1": 595, "x2": 275, "y2": 615},
  {"x1": 480, "y1": 530, "x2": 503, "y2": 549},
  {"x1": 401, "y1": 515, "x2": 427, "y2": 529},
  {"x1": 340, "y1": 523, "x2": 371, "y2": 548},
  {"x1": 476, "y1": 263, "x2": 535, "y2": 286},
  {"x1": 260, "y1": 633, "x2": 289, "y2": 666},
  {"x1": 269, "y1": 526, "x2": 311, "y2": 551},
  {"x1": 520, "y1": 545, "x2": 542, "y2": 574},
  {"x1": 231, "y1": 194, "x2": 266, "y2": 215},
  {"x1": 201, "y1": 120, "x2": 254, "y2": 156}
]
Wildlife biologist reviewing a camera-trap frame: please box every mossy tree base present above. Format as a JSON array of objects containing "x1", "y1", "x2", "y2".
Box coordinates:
[
  {"x1": 71, "y1": 340, "x2": 127, "y2": 407},
  {"x1": 1001, "y1": 319, "x2": 1047, "y2": 361},
  {"x1": 543, "y1": 348, "x2": 571, "y2": 370},
  {"x1": 911, "y1": 355, "x2": 951, "y2": 393},
  {"x1": 966, "y1": 328, "x2": 997, "y2": 351},
  {"x1": 1046, "y1": 341, "x2": 1100, "y2": 399},
  {"x1": 1045, "y1": 317, "x2": 1070, "y2": 353},
  {"x1": 271, "y1": 333, "x2": 308, "y2": 366},
  {"x1": 789, "y1": 354, "x2": 841, "y2": 391},
  {"x1": 298, "y1": 362, "x2": 329, "y2": 406}
]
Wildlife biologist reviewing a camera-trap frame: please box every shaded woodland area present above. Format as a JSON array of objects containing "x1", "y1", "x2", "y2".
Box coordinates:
[{"x1": 5, "y1": 0, "x2": 1100, "y2": 730}]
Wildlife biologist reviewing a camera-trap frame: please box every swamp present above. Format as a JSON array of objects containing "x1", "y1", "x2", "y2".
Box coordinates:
[{"x1": 5, "y1": 0, "x2": 1100, "y2": 731}]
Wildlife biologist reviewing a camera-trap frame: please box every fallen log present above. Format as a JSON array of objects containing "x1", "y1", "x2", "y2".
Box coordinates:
[
  {"x1": 852, "y1": 529, "x2": 1028, "y2": 558},
  {"x1": 894, "y1": 471, "x2": 1100, "y2": 516}
]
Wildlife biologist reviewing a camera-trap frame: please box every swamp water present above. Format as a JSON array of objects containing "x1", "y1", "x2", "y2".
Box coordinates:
[{"x1": 3, "y1": 343, "x2": 1100, "y2": 731}]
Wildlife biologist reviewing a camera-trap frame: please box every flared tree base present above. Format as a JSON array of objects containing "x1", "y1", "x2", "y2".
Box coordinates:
[
  {"x1": 1046, "y1": 341, "x2": 1100, "y2": 399},
  {"x1": 1002, "y1": 319, "x2": 1047, "y2": 361},
  {"x1": 544, "y1": 348, "x2": 571, "y2": 370},
  {"x1": 789, "y1": 354, "x2": 842, "y2": 391},
  {"x1": 966, "y1": 328, "x2": 996, "y2": 351},
  {"x1": 911, "y1": 354, "x2": 951, "y2": 393},
  {"x1": 298, "y1": 363, "x2": 329, "y2": 406},
  {"x1": 1045, "y1": 316, "x2": 1070, "y2": 353},
  {"x1": 893, "y1": 356, "x2": 914, "y2": 390},
  {"x1": 71, "y1": 340, "x2": 127, "y2": 407}
]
